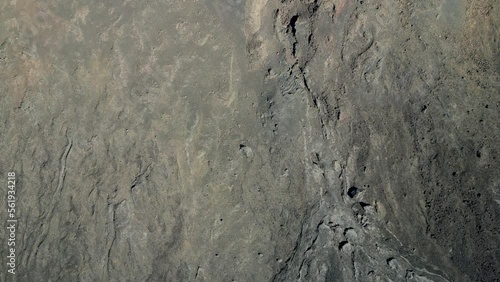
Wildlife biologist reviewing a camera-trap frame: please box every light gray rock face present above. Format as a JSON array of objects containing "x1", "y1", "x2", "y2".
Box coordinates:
[{"x1": 0, "y1": 0, "x2": 498, "y2": 281}]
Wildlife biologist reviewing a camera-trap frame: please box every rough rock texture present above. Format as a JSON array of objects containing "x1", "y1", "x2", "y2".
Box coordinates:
[{"x1": 0, "y1": 0, "x2": 499, "y2": 281}]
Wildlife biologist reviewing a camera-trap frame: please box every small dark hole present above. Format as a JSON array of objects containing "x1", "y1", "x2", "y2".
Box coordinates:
[
  {"x1": 289, "y1": 15, "x2": 299, "y2": 36},
  {"x1": 347, "y1": 187, "x2": 358, "y2": 198},
  {"x1": 338, "y1": 241, "x2": 349, "y2": 250},
  {"x1": 359, "y1": 202, "x2": 370, "y2": 208}
]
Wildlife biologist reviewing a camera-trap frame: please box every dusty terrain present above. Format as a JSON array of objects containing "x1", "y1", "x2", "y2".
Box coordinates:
[{"x1": 0, "y1": 0, "x2": 499, "y2": 281}]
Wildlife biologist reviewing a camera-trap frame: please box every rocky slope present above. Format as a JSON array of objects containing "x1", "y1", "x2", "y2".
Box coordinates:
[{"x1": 0, "y1": 0, "x2": 499, "y2": 281}]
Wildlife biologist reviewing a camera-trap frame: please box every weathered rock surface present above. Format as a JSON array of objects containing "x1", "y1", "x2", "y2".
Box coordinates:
[{"x1": 0, "y1": 0, "x2": 499, "y2": 281}]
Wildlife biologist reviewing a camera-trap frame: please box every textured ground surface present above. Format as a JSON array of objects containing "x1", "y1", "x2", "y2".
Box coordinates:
[{"x1": 1, "y1": 0, "x2": 499, "y2": 281}]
